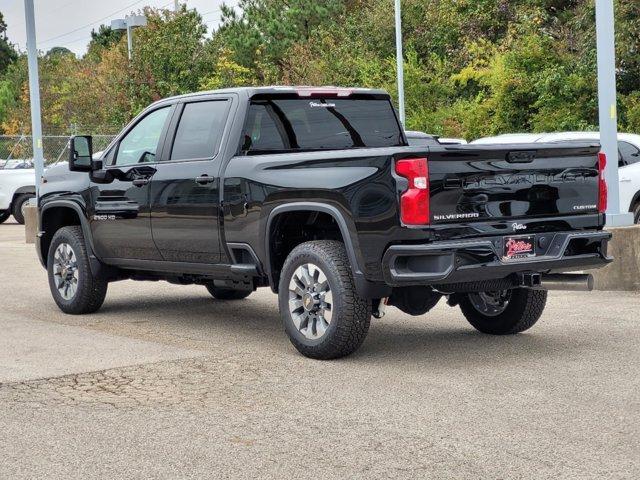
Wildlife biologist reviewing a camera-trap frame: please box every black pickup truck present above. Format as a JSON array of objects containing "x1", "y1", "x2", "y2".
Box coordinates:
[{"x1": 38, "y1": 87, "x2": 612, "y2": 359}]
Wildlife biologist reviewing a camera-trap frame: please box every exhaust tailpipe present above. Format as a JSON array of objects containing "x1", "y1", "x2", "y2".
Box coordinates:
[{"x1": 538, "y1": 273, "x2": 594, "y2": 292}]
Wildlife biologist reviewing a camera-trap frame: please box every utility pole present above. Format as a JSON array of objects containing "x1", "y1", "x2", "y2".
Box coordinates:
[
  {"x1": 595, "y1": 0, "x2": 633, "y2": 226},
  {"x1": 126, "y1": 23, "x2": 133, "y2": 59},
  {"x1": 111, "y1": 15, "x2": 147, "y2": 61},
  {"x1": 394, "y1": 0, "x2": 405, "y2": 127},
  {"x1": 23, "y1": 0, "x2": 44, "y2": 195}
]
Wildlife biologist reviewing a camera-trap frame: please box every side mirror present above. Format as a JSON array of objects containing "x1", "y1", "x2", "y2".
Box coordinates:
[{"x1": 69, "y1": 135, "x2": 93, "y2": 172}]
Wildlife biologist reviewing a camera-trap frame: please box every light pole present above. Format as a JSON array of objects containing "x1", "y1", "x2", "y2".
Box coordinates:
[
  {"x1": 595, "y1": 0, "x2": 633, "y2": 226},
  {"x1": 23, "y1": 0, "x2": 44, "y2": 195},
  {"x1": 111, "y1": 15, "x2": 147, "y2": 60},
  {"x1": 394, "y1": 0, "x2": 405, "y2": 127}
]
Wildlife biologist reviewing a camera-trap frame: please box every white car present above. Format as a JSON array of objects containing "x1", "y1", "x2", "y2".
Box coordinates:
[
  {"x1": 438, "y1": 137, "x2": 468, "y2": 145},
  {"x1": 0, "y1": 158, "x2": 34, "y2": 170},
  {"x1": 405, "y1": 131, "x2": 468, "y2": 146},
  {"x1": 472, "y1": 132, "x2": 640, "y2": 223},
  {"x1": 0, "y1": 164, "x2": 36, "y2": 224}
]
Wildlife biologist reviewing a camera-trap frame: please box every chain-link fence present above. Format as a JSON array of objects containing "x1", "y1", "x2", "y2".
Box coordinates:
[{"x1": 0, "y1": 135, "x2": 116, "y2": 167}]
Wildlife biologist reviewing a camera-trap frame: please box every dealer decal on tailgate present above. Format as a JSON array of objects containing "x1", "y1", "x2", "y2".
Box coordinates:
[{"x1": 503, "y1": 235, "x2": 536, "y2": 261}]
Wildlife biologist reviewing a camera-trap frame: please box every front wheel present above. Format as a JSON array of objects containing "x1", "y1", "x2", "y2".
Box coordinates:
[
  {"x1": 458, "y1": 288, "x2": 547, "y2": 335},
  {"x1": 47, "y1": 226, "x2": 108, "y2": 314},
  {"x1": 12, "y1": 193, "x2": 35, "y2": 225},
  {"x1": 0, "y1": 210, "x2": 10, "y2": 224},
  {"x1": 278, "y1": 240, "x2": 371, "y2": 360}
]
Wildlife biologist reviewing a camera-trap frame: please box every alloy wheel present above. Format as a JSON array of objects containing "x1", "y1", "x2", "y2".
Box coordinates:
[
  {"x1": 288, "y1": 263, "x2": 333, "y2": 340},
  {"x1": 468, "y1": 290, "x2": 512, "y2": 317},
  {"x1": 53, "y1": 243, "x2": 79, "y2": 300}
]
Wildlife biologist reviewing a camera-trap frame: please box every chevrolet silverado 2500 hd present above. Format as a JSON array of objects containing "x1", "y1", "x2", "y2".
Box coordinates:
[{"x1": 37, "y1": 87, "x2": 612, "y2": 359}]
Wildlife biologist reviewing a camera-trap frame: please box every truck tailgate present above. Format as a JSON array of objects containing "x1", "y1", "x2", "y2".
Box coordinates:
[{"x1": 427, "y1": 143, "x2": 602, "y2": 223}]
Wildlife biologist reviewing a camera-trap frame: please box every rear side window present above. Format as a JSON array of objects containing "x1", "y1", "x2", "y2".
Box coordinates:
[
  {"x1": 170, "y1": 100, "x2": 229, "y2": 160},
  {"x1": 241, "y1": 97, "x2": 404, "y2": 154}
]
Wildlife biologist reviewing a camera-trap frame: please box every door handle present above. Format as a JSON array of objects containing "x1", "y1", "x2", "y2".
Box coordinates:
[
  {"x1": 132, "y1": 178, "x2": 150, "y2": 187},
  {"x1": 620, "y1": 178, "x2": 632, "y2": 183},
  {"x1": 195, "y1": 175, "x2": 215, "y2": 185}
]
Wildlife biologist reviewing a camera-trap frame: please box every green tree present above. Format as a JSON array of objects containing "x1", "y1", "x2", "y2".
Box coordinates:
[
  {"x1": 127, "y1": 7, "x2": 209, "y2": 111},
  {"x1": 0, "y1": 12, "x2": 17, "y2": 75},
  {"x1": 46, "y1": 47, "x2": 74, "y2": 57},
  {"x1": 0, "y1": 79, "x2": 15, "y2": 125},
  {"x1": 217, "y1": 0, "x2": 347, "y2": 73},
  {"x1": 86, "y1": 25, "x2": 125, "y2": 60}
]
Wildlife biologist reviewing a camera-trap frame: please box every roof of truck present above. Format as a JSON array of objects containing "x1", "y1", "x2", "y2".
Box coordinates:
[{"x1": 152, "y1": 86, "x2": 389, "y2": 106}]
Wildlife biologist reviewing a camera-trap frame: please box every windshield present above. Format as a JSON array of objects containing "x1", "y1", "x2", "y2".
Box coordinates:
[{"x1": 241, "y1": 97, "x2": 404, "y2": 154}]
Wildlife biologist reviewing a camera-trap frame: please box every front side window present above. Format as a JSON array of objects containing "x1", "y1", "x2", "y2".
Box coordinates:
[
  {"x1": 618, "y1": 141, "x2": 640, "y2": 166},
  {"x1": 170, "y1": 100, "x2": 229, "y2": 161},
  {"x1": 241, "y1": 97, "x2": 404, "y2": 154},
  {"x1": 114, "y1": 107, "x2": 171, "y2": 166}
]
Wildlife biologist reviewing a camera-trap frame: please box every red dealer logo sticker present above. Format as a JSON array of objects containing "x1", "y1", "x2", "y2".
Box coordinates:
[{"x1": 504, "y1": 235, "x2": 536, "y2": 260}]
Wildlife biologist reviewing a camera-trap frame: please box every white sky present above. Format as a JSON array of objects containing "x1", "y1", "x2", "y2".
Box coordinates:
[{"x1": 0, "y1": 0, "x2": 236, "y2": 55}]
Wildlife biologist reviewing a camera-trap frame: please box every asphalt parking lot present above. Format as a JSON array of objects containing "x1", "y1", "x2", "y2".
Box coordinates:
[{"x1": 0, "y1": 220, "x2": 638, "y2": 479}]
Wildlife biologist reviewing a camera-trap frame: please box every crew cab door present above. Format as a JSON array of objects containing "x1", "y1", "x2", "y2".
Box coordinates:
[
  {"x1": 149, "y1": 97, "x2": 231, "y2": 263},
  {"x1": 89, "y1": 105, "x2": 173, "y2": 260}
]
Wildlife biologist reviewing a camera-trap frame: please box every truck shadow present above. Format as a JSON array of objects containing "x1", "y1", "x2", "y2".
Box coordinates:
[{"x1": 96, "y1": 290, "x2": 590, "y2": 367}]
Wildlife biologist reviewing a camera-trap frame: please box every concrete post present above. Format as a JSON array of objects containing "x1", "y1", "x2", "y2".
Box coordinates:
[
  {"x1": 595, "y1": 0, "x2": 633, "y2": 226},
  {"x1": 394, "y1": 0, "x2": 405, "y2": 127},
  {"x1": 23, "y1": 0, "x2": 44, "y2": 196}
]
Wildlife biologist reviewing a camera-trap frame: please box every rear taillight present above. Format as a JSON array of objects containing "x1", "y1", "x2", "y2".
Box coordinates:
[
  {"x1": 598, "y1": 152, "x2": 608, "y2": 214},
  {"x1": 395, "y1": 157, "x2": 430, "y2": 225}
]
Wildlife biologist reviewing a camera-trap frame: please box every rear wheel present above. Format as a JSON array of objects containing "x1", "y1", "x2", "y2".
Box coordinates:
[
  {"x1": 278, "y1": 240, "x2": 371, "y2": 360},
  {"x1": 205, "y1": 285, "x2": 252, "y2": 300},
  {"x1": 47, "y1": 226, "x2": 108, "y2": 314},
  {"x1": 0, "y1": 210, "x2": 10, "y2": 224},
  {"x1": 459, "y1": 288, "x2": 547, "y2": 335},
  {"x1": 12, "y1": 193, "x2": 35, "y2": 225},
  {"x1": 633, "y1": 203, "x2": 640, "y2": 224}
]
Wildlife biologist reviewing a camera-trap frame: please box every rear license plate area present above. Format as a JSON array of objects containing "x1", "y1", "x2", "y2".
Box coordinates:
[{"x1": 503, "y1": 235, "x2": 536, "y2": 261}]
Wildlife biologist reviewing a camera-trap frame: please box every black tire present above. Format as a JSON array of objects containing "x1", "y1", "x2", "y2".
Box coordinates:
[
  {"x1": 0, "y1": 210, "x2": 10, "y2": 224},
  {"x1": 459, "y1": 288, "x2": 547, "y2": 335},
  {"x1": 278, "y1": 240, "x2": 371, "y2": 360},
  {"x1": 47, "y1": 226, "x2": 108, "y2": 314},
  {"x1": 633, "y1": 203, "x2": 640, "y2": 224},
  {"x1": 12, "y1": 193, "x2": 35, "y2": 225},
  {"x1": 205, "y1": 285, "x2": 252, "y2": 300}
]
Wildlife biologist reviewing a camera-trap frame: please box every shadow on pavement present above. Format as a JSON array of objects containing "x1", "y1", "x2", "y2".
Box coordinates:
[{"x1": 91, "y1": 290, "x2": 592, "y2": 366}]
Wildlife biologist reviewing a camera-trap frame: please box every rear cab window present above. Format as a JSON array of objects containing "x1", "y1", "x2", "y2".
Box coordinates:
[{"x1": 241, "y1": 93, "x2": 405, "y2": 154}]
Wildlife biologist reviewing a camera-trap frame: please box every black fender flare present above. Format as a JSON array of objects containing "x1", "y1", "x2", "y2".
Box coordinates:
[
  {"x1": 629, "y1": 190, "x2": 640, "y2": 213},
  {"x1": 264, "y1": 202, "x2": 363, "y2": 280},
  {"x1": 40, "y1": 200, "x2": 103, "y2": 275},
  {"x1": 13, "y1": 185, "x2": 36, "y2": 197}
]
